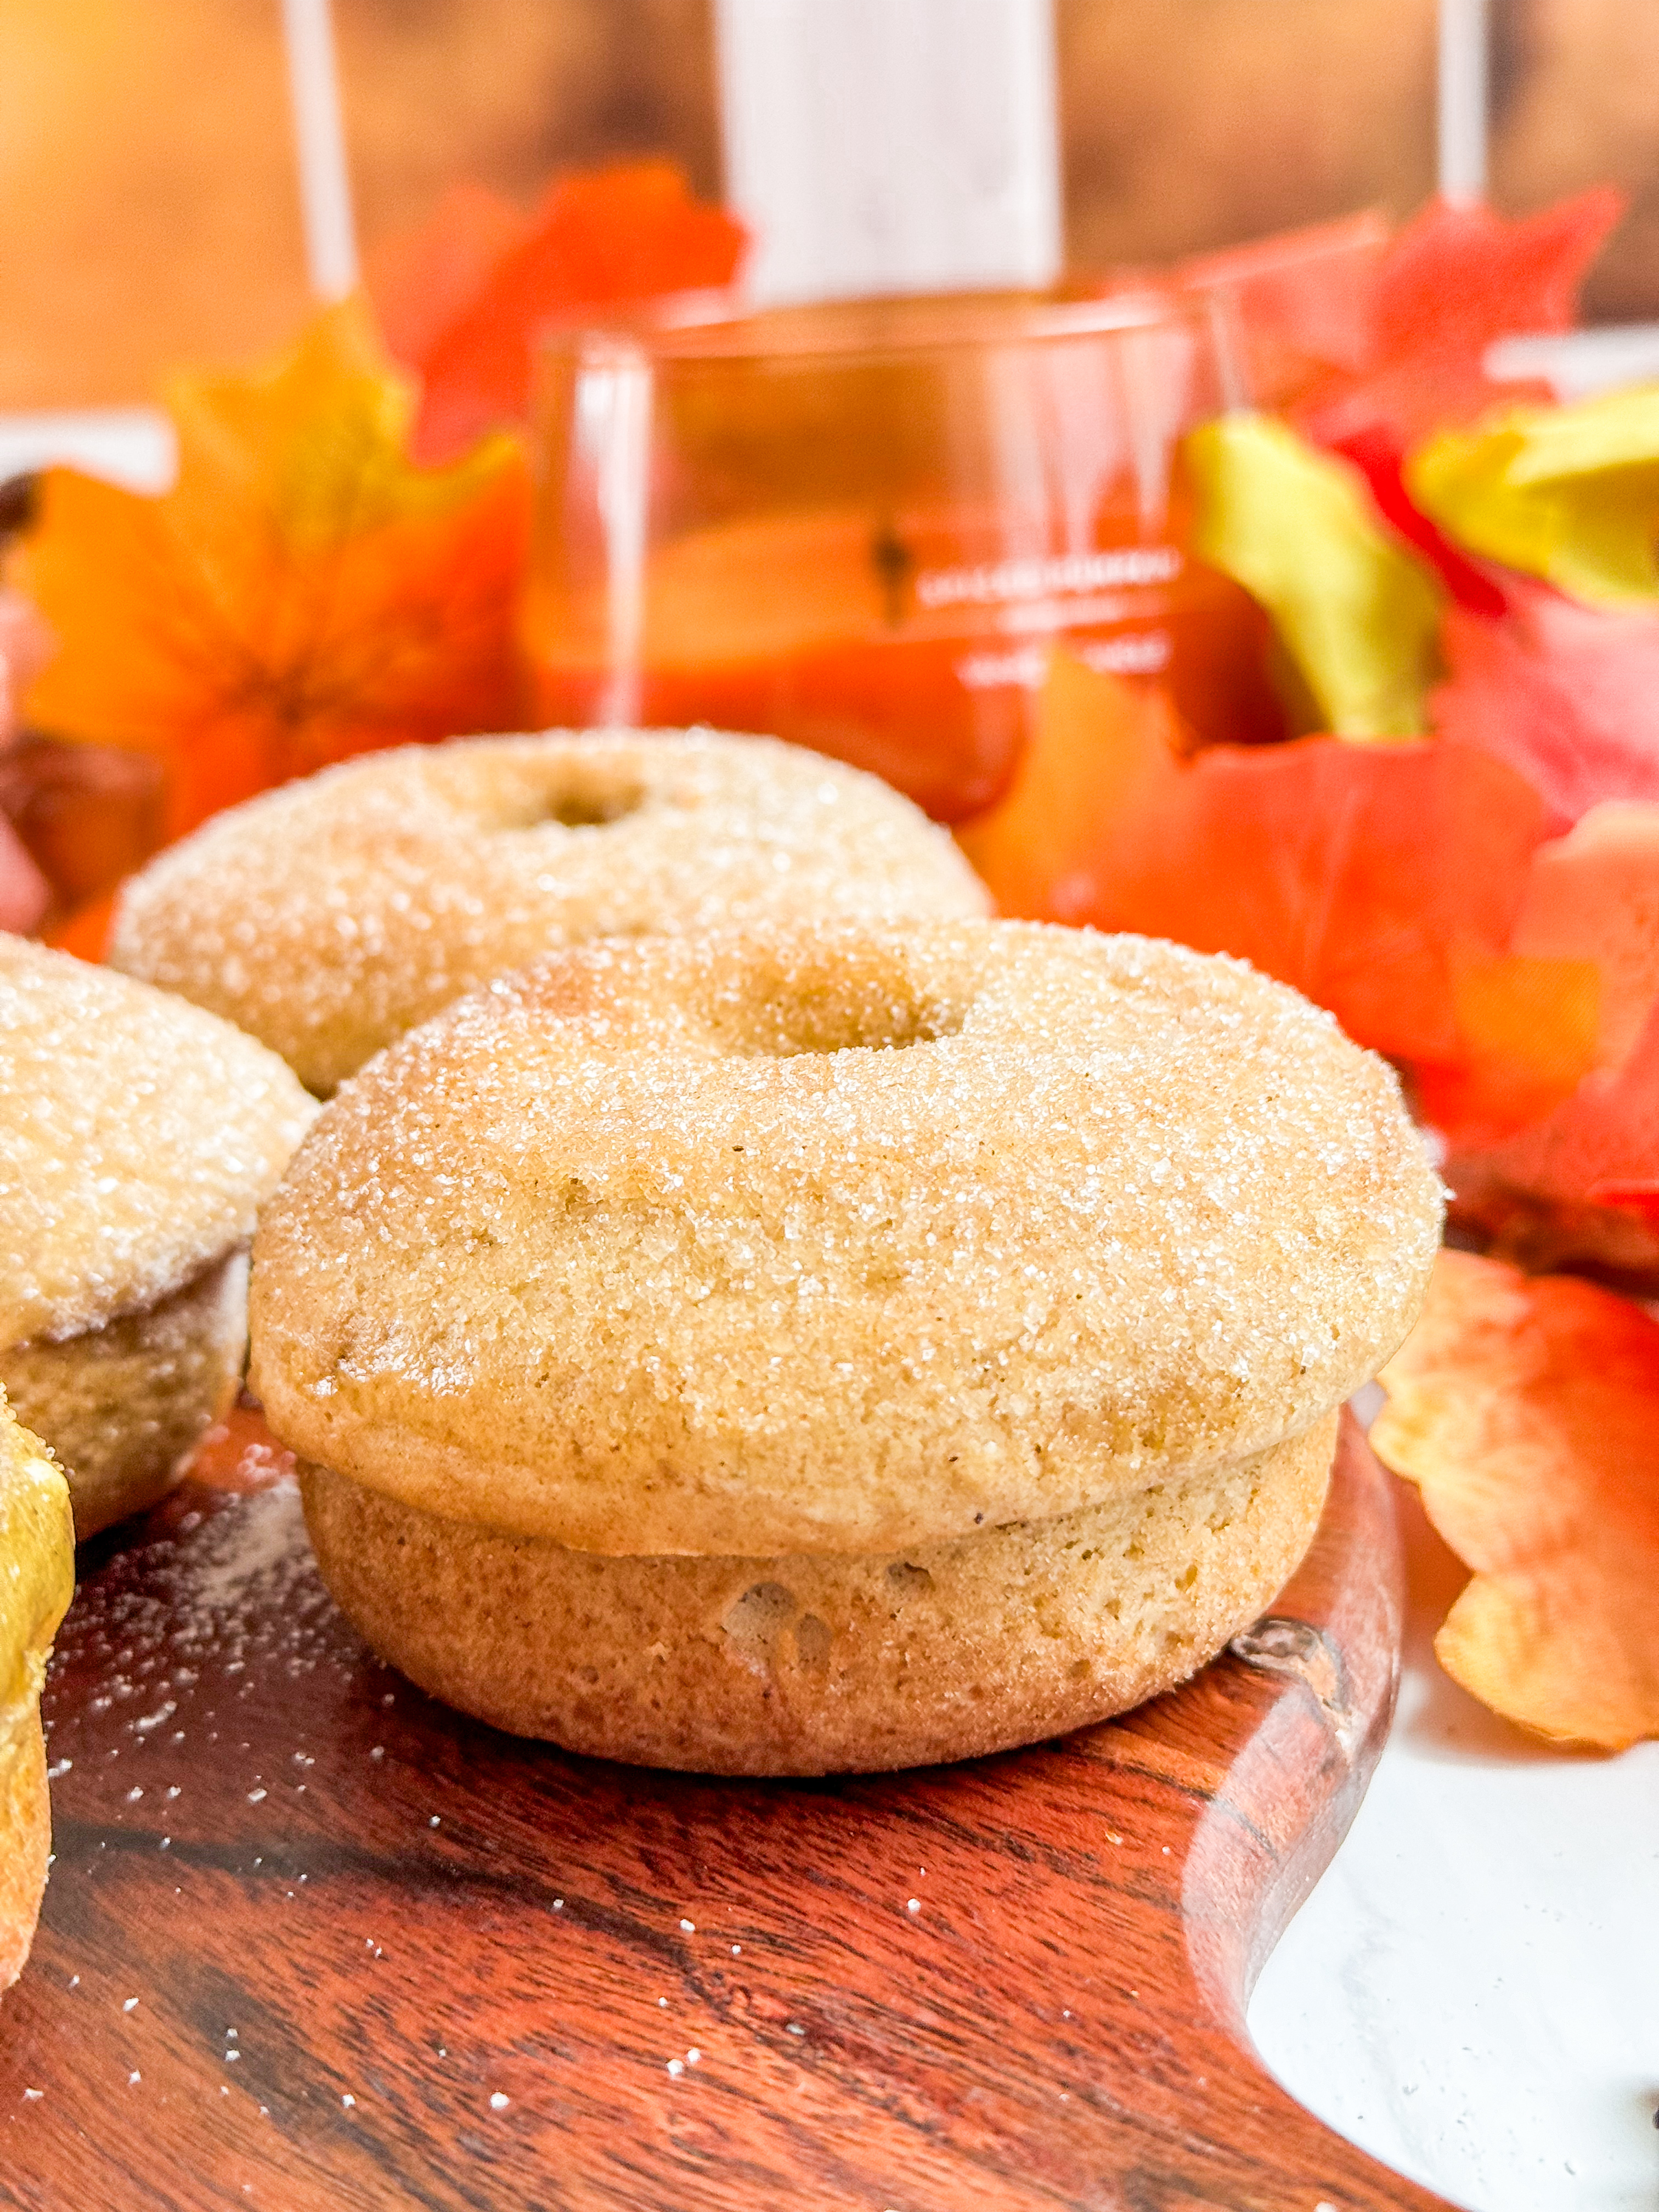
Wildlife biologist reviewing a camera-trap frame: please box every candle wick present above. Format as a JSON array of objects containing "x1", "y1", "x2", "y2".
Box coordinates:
[{"x1": 871, "y1": 520, "x2": 914, "y2": 627}]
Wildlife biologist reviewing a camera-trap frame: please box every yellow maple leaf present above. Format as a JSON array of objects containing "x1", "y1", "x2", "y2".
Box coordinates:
[
  {"x1": 12, "y1": 299, "x2": 531, "y2": 836},
  {"x1": 1408, "y1": 383, "x2": 1659, "y2": 610},
  {"x1": 1186, "y1": 411, "x2": 1444, "y2": 738}
]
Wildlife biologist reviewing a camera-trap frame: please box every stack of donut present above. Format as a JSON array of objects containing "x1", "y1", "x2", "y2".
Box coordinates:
[
  {"x1": 0, "y1": 726, "x2": 999, "y2": 1983},
  {"x1": 2, "y1": 723, "x2": 1439, "y2": 1824},
  {"x1": 0, "y1": 935, "x2": 313, "y2": 1994}
]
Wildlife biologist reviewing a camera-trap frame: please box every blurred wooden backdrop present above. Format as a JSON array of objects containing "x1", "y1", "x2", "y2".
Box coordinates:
[{"x1": 3, "y1": 0, "x2": 1657, "y2": 407}]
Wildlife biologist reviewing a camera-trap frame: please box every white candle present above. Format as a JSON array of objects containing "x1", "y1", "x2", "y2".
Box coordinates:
[
  {"x1": 282, "y1": 0, "x2": 359, "y2": 299},
  {"x1": 1437, "y1": 0, "x2": 1489, "y2": 207},
  {"x1": 715, "y1": 0, "x2": 1062, "y2": 307}
]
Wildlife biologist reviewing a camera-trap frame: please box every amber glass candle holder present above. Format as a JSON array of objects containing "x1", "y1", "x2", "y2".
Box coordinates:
[{"x1": 521, "y1": 291, "x2": 1282, "y2": 822}]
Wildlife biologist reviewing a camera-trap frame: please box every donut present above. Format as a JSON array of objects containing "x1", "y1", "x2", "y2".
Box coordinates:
[
  {"x1": 108, "y1": 729, "x2": 991, "y2": 1094},
  {"x1": 250, "y1": 921, "x2": 1442, "y2": 1773},
  {"x1": 0, "y1": 1392, "x2": 74, "y2": 1995},
  {"x1": 0, "y1": 936, "x2": 315, "y2": 1538}
]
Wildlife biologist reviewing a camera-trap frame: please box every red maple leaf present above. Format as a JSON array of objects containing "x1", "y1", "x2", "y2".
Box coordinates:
[{"x1": 372, "y1": 162, "x2": 749, "y2": 464}]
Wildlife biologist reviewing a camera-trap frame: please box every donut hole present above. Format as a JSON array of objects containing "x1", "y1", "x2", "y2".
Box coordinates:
[
  {"x1": 781, "y1": 1000, "x2": 960, "y2": 1056},
  {"x1": 486, "y1": 774, "x2": 645, "y2": 832},
  {"x1": 724, "y1": 970, "x2": 968, "y2": 1059}
]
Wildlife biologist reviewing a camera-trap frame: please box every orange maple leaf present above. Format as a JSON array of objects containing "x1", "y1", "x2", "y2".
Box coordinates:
[
  {"x1": 1433, "y1": 586, "x2": 1659, "y2": 827},
  {"x1": 1374, "y1": 1249, "x2": 1659, "y2": 1751},
  {"x1": 1174, "y1": 210, "x2": 1389, "y2": 406},
  {"x1": 1433, "y1": 803, "x2": 1659, "y2": 1269},
  {"x1": 13, "y1": 299, "x2": 531, "y2": 839},
  {"x1": 370, "y1": 180, "x2": 532, "y2": 375},
  {"x1": 0, "y1": 592, "x2": 50, "y2": 931},
  {"x1": 961, "y1": 650, "x2": 1598, "y2": 1130}
]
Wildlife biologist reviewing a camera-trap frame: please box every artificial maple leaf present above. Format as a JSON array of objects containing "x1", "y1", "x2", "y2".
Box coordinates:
[
  {"x1": 1296, "y1": 189, "x2": 1624, "y2": 458},
  {"x1": 1334, "y1": 421, "x2": 1509, "y2": 617},
  {"x1": 1414, "y1": 798, "x2": 1659, "y2": 1143},
  {"x1": 1410, "y1": 381, "x2": 1659, "y2": 610},
  {"x1": 962, "y1": 651, "x2": 1573, "y2": 1078},
  {"x1": 0, "y1": 594, "x2": 50, "y2": 932},
  {"x1": 1186, "y1": 412, "x2": 1443, "y2": 737},
  {"x1": 1374, "y1": 1249, "x2": 1659, "y2": 1751},
  {"x1": 0, "y1": 592, "x2": 49, "y2": 740},
  {"x1": 0, "y1": 820, "x2": 46, "y2": 936},
  {"x1": 1444, "y1": 991, "x2": 1659, "y2": 1280},
  {"x1": 1441, "y1": 789, "x2": 1659, "y2": 1259},
  {"x1": 367, "y1": 180, "x2": 531, "y2": 373},
  {"x1": 1434, "y1": 583, "x2": 1659, "y2": 828},
  {"x1": 1294, "y1": 192, "x2": 1623, "y2": 618},
  {"x1": 1505, "y1": 801, "x2": 1659, "y2": 1066},
  {"x1": 382, "y1": 162, "x2": 749, "y2": 464},
  {"x1": 956, "y1": 650, "x2": 1190, "y2": 926},
  {"x1": 1413, "y1": 945, "x2": 1601, "y2": 1145},
  {"x1": 13, "y1": 299, "x2": 531, "y2": 838},
  {"x1": 1587, "y1": 1181, "x2": 1659, "y2": 1224}
]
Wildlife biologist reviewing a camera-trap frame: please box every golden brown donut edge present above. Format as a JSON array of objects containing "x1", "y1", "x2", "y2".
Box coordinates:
[
  {"x1": 298, "y1": 1417, "x2": 1337, "y2": 1776},
  {"x1": 1, "y1": 1251, "x2": 249, "y2": 1542}
]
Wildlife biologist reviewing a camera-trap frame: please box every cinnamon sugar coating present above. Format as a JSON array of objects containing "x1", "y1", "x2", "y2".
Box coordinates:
[
  {"x1": 0, "y1": 936, "x2": 314, "y2": 1350},
  {"x1": 108, "y1": 730, "x2": 991, "y2": 1094},
  {"x1": 252, "y1": 923, "x2": 1441, "y2": 1556}
]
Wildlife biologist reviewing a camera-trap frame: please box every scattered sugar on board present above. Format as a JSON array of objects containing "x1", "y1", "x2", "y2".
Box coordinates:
[
  {"x1": 38, "y1": 1475, "x2": 369, "y2": 1838},
  {"x1": 184, "y1": 1479, "x2": 313, "y2": 1625}
]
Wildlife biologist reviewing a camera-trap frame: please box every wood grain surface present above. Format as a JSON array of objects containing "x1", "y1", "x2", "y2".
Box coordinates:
[{"x1": 0, "y1": 1409, "x2": 1452, "y2": 2211}]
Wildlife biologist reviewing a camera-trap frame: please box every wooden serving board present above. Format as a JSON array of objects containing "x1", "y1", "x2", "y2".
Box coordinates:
[{"x1": 0, "y1": 1411, "x2": 1453, "y2": 2212}]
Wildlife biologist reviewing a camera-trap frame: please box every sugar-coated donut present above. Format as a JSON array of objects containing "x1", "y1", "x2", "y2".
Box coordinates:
[
  {"x1": 0, "y1": 1391, "x2": 74, "y2": 1994},
  {"x1": 0, "y1": 936, "x2": 315, "y2": 1537},
  {"x1": 252, "y1": 921, "x2": 1440, "y2": 1773},
  {"x1": 108, "y1": 729, "x2": 991, "y2": 1094}
]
